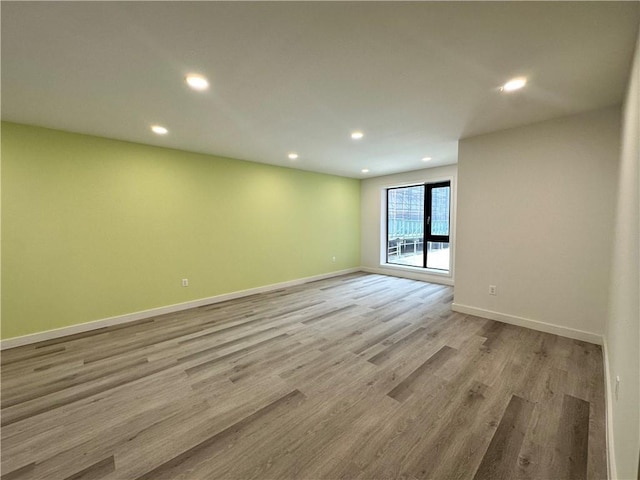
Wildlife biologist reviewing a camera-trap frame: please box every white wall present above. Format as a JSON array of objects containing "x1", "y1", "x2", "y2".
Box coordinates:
[
  {"x1": 606, "y1": 29, "x2": 639, "y2": 480},
  {"x1": 453, "y1": 107, "x2": 621, "y2": 343},
  {"x1": 360, "y1": 165, "x2": 457, "y2": 285}
]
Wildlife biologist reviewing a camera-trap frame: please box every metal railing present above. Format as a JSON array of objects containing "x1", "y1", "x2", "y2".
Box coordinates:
[{"x1": 388, "y1": 238, "x2": 423, "y2": 258}]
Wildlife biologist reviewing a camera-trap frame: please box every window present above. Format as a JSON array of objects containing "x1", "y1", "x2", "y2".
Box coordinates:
[{"x1": 386, "y1": 181, "x2": 451, "y2": 271}]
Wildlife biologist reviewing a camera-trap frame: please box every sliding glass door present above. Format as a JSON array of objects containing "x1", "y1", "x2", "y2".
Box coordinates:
[
  {"x1": 386, "y1": 181, "x2": 450, "y2": 271},
  {"x1": 425, "y1": 182, "x2": 450, "y2": 270}
]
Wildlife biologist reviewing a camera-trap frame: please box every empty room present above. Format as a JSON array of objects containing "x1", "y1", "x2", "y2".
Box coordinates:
[{"x1": 1, "y1": 2, "x2": 639, "y2": 479}]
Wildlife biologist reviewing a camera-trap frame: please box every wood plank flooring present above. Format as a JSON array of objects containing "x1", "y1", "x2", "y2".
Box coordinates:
[{"x1": 0, "y1": 273, "x2": 607, "y2": 479}]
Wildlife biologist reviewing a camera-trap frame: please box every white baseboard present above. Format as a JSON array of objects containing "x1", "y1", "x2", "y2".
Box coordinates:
[
  {"x1": 361, "y1": 266, "x2": 454, "y2": 286},
  {"x1": 602, "y1": 337, "x2": 617, "y2": 480},
  {"x1": 451, "y1": 303, "x2": 603, "y2": 345},
  {"x1": 0, "y1": 268, "x2": 361, "y2": 350}
]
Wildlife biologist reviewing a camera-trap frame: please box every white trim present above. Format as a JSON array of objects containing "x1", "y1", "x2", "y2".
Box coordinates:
[
  {"x1": 362, "y1": 266, "x2": 454, "y2": 286},
  {"x1": 602, "y1": 336, "x2": 617, "y2": 480},
  {"x1": 1, "y1": 268, "x2": 361, "y2": 350},
  {"x1": 451, "y1": 303, "x2": 603, "y2": 345},
  {"x1": 377, "y1": 173, "x2": 457, "y2": 283},
  {"x1": 379, "y1": 262, "x2": 452, "y2": 278}
]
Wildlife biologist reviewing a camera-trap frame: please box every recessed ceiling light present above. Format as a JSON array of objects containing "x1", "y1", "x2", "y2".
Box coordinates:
[
  {"x1": 422, "y1": 157, "x2": 432, "y2": 162},
  {"x1": 185, "y1": 74, "x2": 209, "y2": 91},
  {"x1": 351, "y1": 131, "x2": 364, "y2": 140},
  {"x1": 151, "y1": 125, "x2": 168, "y2": 135},
  {"x1": 288, "y1": 153, "x2": 299, "y2": 160},
  {"x1": 501, "y1": 77, "x2": 527, "y2": 92},
  {"x1": 361, "y1": 168, "x2": 369, "y2": 173}
]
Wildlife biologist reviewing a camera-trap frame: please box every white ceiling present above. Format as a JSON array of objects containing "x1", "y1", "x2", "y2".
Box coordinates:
[{"x1": 2, "y1": 2, "x2": 639, "y2": 179}]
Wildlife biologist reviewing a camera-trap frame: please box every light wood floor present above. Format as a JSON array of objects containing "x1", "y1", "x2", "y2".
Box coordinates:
[{"x1": 1, "y1": 273, "x2": 606, "y2": 480}]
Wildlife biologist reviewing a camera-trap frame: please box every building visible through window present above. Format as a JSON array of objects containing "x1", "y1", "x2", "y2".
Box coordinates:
[{"x1": 387, "y1": 181, "x2": 450, "y2": 271}]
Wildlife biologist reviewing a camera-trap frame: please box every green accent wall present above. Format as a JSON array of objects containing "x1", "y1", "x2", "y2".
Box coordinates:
[{"x1": 1, "y1": 122, "x2": 361, "y2": 339}]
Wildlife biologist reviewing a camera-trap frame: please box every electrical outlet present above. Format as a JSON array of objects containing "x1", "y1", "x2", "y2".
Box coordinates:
[
  {"x1": 489, "y1": 285, "x2": 497, "y2": 296},
  {"x1": 182, "y1": 278, "x2": 189, "y2": 287},
  {"x1": 615, "y1": 375, "x2": 620, "y2": 400},
  {"x1": 331, "y1": 256, "x2": 336, "y2": 263}
]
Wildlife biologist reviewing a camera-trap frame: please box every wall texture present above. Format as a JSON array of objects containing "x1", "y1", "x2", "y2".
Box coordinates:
[
  {"x1": 454, "y1": 107, "x2": 621, "y2": 342},
  {"x1": 360, "y1": 165, "x2": 457, "y2": 285},
  {"x1": 606, "y1": 29, "x2": 639, "y2": 480},
  {"x1": 1, "y1": 122, "x2": 361, "y2": 339}
]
